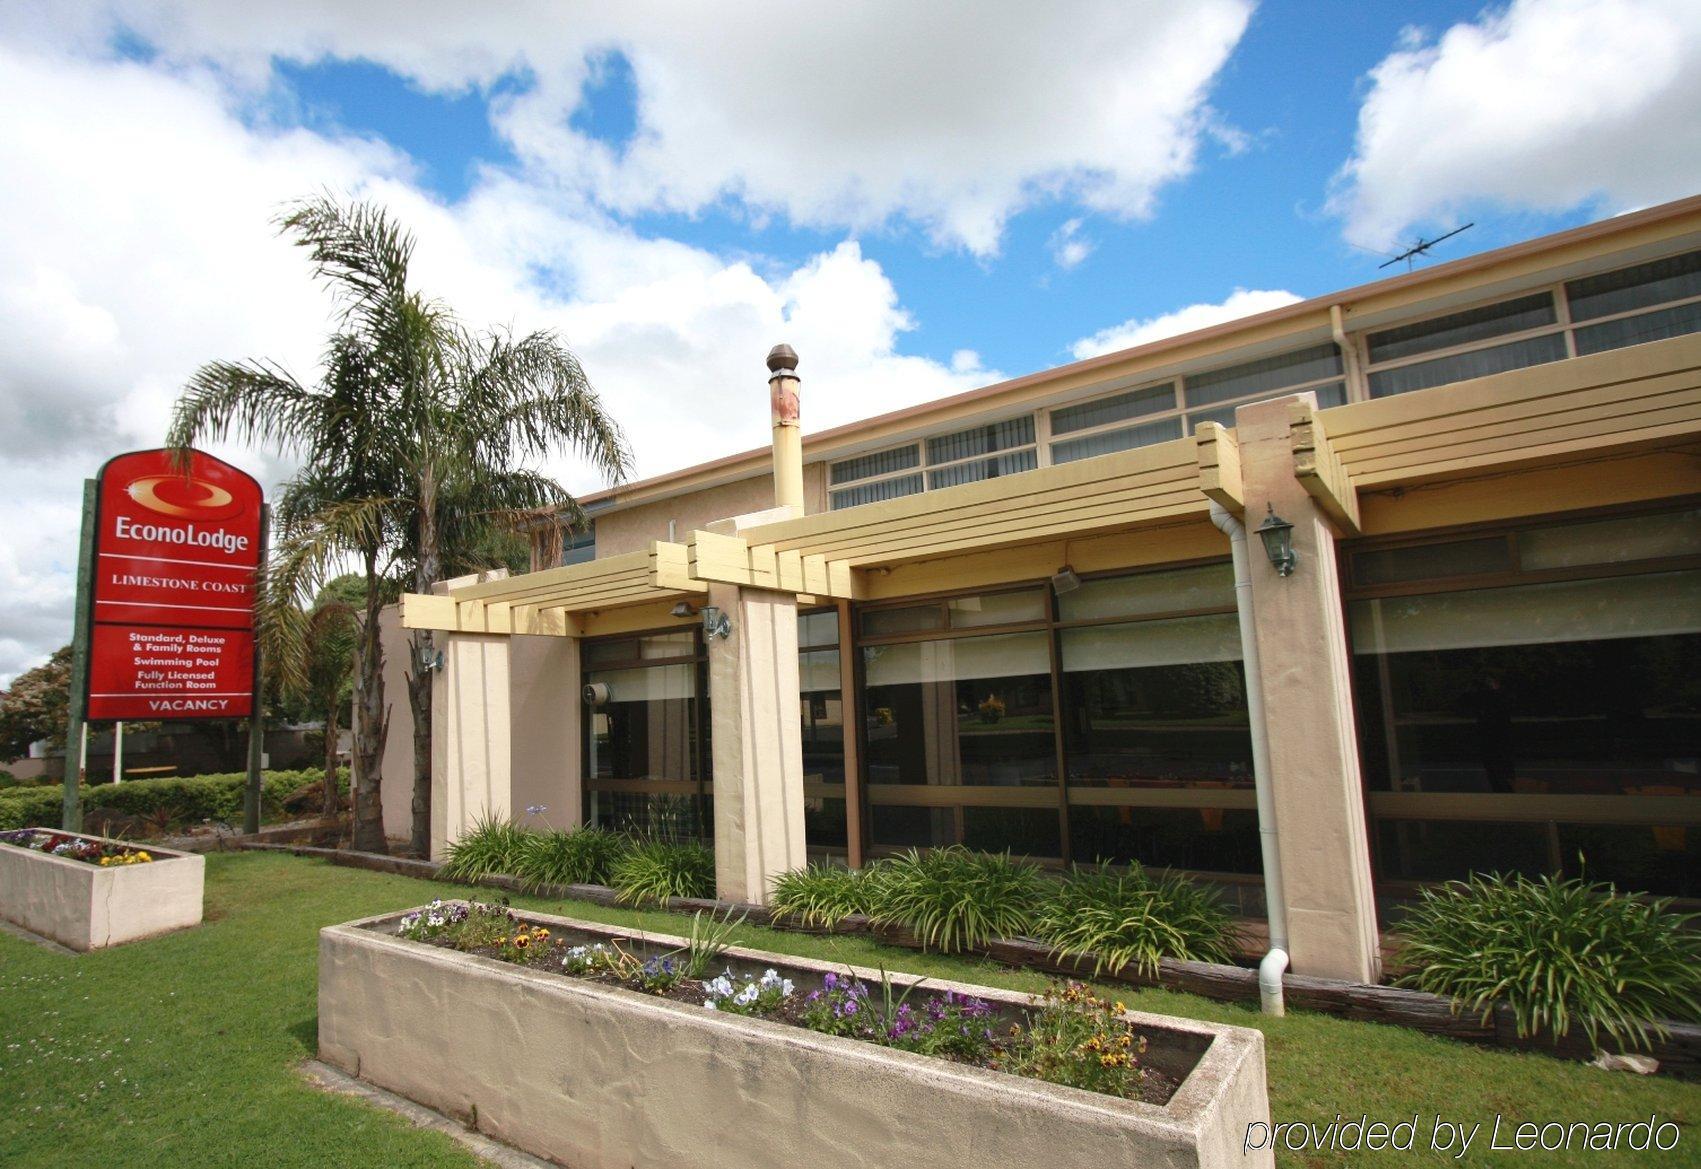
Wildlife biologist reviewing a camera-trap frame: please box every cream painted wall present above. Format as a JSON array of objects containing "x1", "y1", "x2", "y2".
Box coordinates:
[{"x1": 594, "y1": 464, "x2": 827, "y2": 556}]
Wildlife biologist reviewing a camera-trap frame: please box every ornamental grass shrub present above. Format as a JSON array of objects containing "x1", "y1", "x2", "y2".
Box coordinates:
[
  {"x1": 439, "y1": 812, "x2": 531, "y2": 883},
  {"x1": 1030, "y1": 861, "x2": 1237, "y2": 977},
  {"x1": 1395, "y1": 871, "x2": 1701, "y2": 1052},
  {"x1": 865, "y1": 846, "x2": 1047, "y2": 952},
  {"x1": 769, "y1": 862, "x2": 875, "y2": 927},
  {"x1": 511, "y1": 826, "x2": 629, "y2": 890},
  {"x1": 609, "y1": 838, "x2": 715, "y2": 904}
]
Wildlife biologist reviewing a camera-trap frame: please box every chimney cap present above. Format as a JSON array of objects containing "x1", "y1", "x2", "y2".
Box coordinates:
[{"x1": 766, "y1": 343, "x2": 799, "y2": 374}]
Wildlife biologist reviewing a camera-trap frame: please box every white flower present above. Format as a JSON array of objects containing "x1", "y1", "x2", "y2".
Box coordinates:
[{"x1": 734, "y1": 984, "x2": 760, "y2": 1006}]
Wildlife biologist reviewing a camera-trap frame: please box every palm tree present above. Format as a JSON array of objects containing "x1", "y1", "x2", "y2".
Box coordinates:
[{"x1": 171, "y1": 195, "x2": 631, "y2": 855}]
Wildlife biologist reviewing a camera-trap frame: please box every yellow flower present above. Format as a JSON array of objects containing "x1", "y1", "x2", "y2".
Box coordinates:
[
  {"x1": 513, "y1": 934, "x2": 530, "y2": 949},
  {"x1": 1113, "y1": 1001, "x2": 1126, "y2": 1013},
  {"x1": 533, "y1": 928, "x2": 550, "y2": 940}
]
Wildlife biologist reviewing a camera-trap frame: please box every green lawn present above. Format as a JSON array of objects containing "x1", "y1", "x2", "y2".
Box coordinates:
[{"x1": 0, "y1": 852, "x2": 1695, "y2": 1167}]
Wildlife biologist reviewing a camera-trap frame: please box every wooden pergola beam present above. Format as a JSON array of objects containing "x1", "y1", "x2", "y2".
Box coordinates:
[
  {"x1": 1289, "y1": 399, "x2": 1361, "y2": 534},
  {"x1": 1195, "y1": 421, "x2": 1244, "y2": 514}
]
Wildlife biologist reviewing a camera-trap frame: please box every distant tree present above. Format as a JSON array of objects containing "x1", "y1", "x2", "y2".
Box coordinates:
[
  {"x1": 0, "y1": 647, "x2": 71, "y2": 765},
  {"x1": 296, "y1": 575, "x2": 362, "y2": 816}
]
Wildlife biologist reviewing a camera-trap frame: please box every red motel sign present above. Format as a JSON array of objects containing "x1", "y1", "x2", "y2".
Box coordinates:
[{"x1": 86, "y1": 449, "x2": 263, "y2": 720}]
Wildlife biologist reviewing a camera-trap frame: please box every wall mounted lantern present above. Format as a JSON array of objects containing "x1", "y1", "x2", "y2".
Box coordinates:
[
  {"x1": 1049, "y1": 565, "x2": 1082, "y2": 595},
  {"x1": 417, "y1": 645, "x2": 444, "y2": 673},
  {"x1": 701, "y1": 605, "x2": 732, "y2": 640},
  {"x1": 1256, "y1": 503, "x2": 1297, "y2": 577}
]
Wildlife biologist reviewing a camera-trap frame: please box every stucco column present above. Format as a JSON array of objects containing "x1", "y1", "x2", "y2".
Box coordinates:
[
  {"x1": 509, "y1": 634, "x2": 582, "y2": 831},
  {"x1": 431, "y1": 632, "x2": 513, "y2": 860},
  {"x1": 1235, "y1": 393, "x2": 1382, "y2": 983},
  {"x1": 707, "y1": 582, "x2": 808, "y2": 904}
]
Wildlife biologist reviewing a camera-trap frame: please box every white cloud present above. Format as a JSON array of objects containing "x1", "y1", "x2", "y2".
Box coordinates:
[
  {"x1": 1329, "y1": 0, "x2": 1701, "y2": 249},
  {"x1": 1070, "y1": 288, "x2": 1302, "y2": 360},
  {"x1": 17, "y1": 0, "x2": 1254, "y2": 256},
  {"x1": 0, "y1": 36, "x2": 993, "y2": 684},
  {"x1": 1048, "y1": 218, "x2": 1094, "y2": 270}
]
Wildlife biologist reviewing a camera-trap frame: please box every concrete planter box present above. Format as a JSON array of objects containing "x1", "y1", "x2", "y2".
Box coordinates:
[
  {"x1": 0, "y1": 829, "x2": 204, "y2": 951},
  {"x1": 320, "y1": 906, "x2": 1273, "y2": 1169}
]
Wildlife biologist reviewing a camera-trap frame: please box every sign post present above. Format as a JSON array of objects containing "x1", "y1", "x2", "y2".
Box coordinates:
[
  {"x1": 242, "y1": 504, "x2": 270, "y2": 835},
  {"x1": 61, "y1": 480, "x2": 97, "y2": 831}
]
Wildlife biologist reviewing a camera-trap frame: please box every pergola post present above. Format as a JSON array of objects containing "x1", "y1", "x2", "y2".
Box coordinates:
[
  {"x1": 430, "y1": 630, "x2": 513, "y2": 860},
  {"x1": 1235, "y1": 393, "x2": 1382, "y2": 983}
]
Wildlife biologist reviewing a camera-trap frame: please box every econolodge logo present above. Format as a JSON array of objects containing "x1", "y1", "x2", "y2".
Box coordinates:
[{"x1": 125, "y1": 473, "x2": 244, "y2": 520}]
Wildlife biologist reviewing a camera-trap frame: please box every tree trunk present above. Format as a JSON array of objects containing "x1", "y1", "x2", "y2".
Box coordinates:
[
  {"x1": 322, "y1": 701, "x2": 341, "y2": 819},
  {"x1": 408, "y1": 472, "x2": 440, "y2": 857},
  {"x1": 407, "y1": 655, "x2": 432, "y2": 856},
  {"x1": 350, "y1": 548, "x2": 388, "y2": 853}
]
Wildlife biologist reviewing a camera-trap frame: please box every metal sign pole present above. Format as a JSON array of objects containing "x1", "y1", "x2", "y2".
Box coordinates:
[
  {"x1": 62, "y1": 479, "x2": 97, "y2": 832},
  {"x1": 242, "y1": 502, "x2": 270, "y2": 836}
]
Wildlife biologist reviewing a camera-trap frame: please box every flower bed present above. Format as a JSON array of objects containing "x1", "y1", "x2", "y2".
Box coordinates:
[
  {"x1": 0, "y1": 827, "x2": 203, "y2": 951},
  {"x1": 319, "y1": 901, "x2": 1272, "y2": 1168},
  {"x1": 1, "y1": 827, "x2": 156, "y2": 866}
]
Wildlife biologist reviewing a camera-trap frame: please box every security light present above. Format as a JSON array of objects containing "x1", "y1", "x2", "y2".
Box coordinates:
[
  {"x1": 1049, "y1": 565, "x2": 1082, "y2": 595},
  {"x1": 1256, "y1": 504, "x2": 1297, "y2": 577},
  {"x1": 670, "y1": 600, "x2": 699, "y2": 618}
]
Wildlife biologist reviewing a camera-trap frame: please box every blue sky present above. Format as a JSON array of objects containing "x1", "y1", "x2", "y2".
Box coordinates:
[
  {"x1": 0, "y1": 0, "x2": 1697, "y2": 681},
  {"x1": 259, "y1": 1, "x2": 1606, "y2": 379}
]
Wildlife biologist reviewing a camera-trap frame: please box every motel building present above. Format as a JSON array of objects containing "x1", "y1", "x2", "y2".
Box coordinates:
[{"x1": 394, "y1": 194, "x2": 1701, "y2": 984}]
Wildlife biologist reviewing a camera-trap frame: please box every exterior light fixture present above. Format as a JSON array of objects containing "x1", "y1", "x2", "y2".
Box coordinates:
[
  {"x1": 417, "y1": 645, "x2": 444, "y2": 673},
  {"x1": 670, "y1": 600, "x2": 698, "y2": 618},
  {"x1": 1256, "y1": 504, "x2": 1297, "y2": 577},
  {"x1": 1049, "y1": 565, "x2": 1082, "y2": 595},
  {"x1": 701, "y1": 605, "x2": 732, "y2": 640}
]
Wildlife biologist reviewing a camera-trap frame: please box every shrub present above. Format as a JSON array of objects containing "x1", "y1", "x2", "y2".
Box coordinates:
[
  {"x1": 609, "y1": 838, "x2": 715, "y2": 904},
  {"x1": 1031, "y1": 861, "x2": 1237, "y2": 977},
  {"x1": 0, "y1": 787, "x2": 59, "y2": 830},
  {"x1": 439, "y1": 812, "x2": 530, "y2": 883},
  {"x1": 1395, "y1": 871, "x2": 1701, "y2": 1051},
  {"x1": 769, "y1": 862, "x2": 874, "y2": 927},
  {"x1": 511, "y1": 827, "x2": 629, "y2": 890},
  {"x1": 865, "y1": 846, "x2": 1046, "y2": 953},
  {"x1": 0, "y1": 769, "x2": 336, "y2": 832}
]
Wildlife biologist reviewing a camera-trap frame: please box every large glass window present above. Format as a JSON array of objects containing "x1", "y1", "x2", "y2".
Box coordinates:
[
  {"x1": 582, "y1": 631, "x2": 707, "y2": 839},
  {"x1": 799, "y1": 610, "x2": 847, "y2": 851},
  {"x1": 1347, "y1": 509, "x2": 1701, "y2": 897},
  {"x1": 1057, "y1": 565, "x2": 1258, "y2": 873},
  {"x1": 851, "y1": 566, "x2": 1254, "y2": 871},
  {"x1": 861, "y1": 592, "x2": 1060, "y2": 857}
]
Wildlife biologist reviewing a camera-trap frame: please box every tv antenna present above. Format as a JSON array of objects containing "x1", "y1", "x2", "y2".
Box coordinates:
[{"x1": 1377, "y1": 223, "x2": 1474, "y2": 271}]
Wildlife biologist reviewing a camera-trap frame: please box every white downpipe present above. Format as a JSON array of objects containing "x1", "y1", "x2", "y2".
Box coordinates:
[{"x1": 1210, "y1": 500, "x2": 1290, "y2": 1016}]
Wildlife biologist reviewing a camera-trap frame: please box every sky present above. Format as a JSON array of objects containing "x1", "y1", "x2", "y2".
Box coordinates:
[{"x1": 1, "y1": 0, "x2": 1699, "y2": 684}]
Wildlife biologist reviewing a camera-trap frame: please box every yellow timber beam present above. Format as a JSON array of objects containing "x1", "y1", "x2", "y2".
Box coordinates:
[
  {"x1": 1290, "y1": 399, "x2": 1361, "y2": 534},
  {"x1": 1195, "y1": 421, "x2": 1244, "y2": 514},
  {"x1": 677, "y1": 530, "x2": 859, "y2": 599}
]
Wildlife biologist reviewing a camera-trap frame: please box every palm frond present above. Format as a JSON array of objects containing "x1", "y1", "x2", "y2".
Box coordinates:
[{"x1": 166, "y1": 359, "x2": 326, "y2": 457}]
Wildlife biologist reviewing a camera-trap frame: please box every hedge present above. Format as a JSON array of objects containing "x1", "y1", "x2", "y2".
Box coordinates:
[{"x1": 0, "y1": 768, "x2": 347, "y2": 831}]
